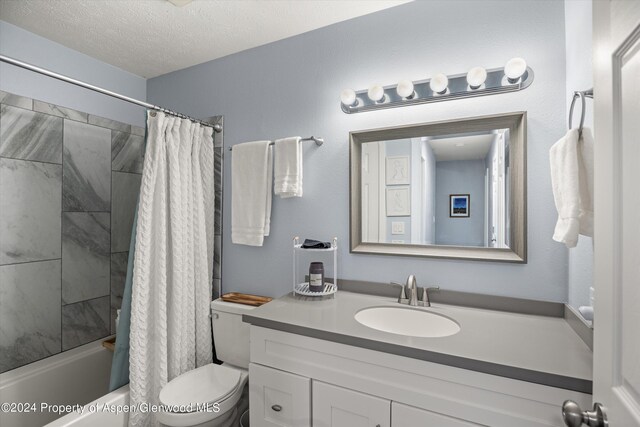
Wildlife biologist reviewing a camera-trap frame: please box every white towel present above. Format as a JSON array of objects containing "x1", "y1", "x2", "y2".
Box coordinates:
[
  {"x1": 231, "y1": 141, "x2": 273, "y2": 246},
  {"x1": 549, "y1": 128, "x2": 594, "y2": 248},
  {"x1": 274, "y1": 136, "x2": 303, "y2": 198}
]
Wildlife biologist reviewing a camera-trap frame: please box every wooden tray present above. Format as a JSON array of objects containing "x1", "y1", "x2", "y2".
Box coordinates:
[
  {"x1": 221, "y1": 292, "x2": 272, "y2": 307},
  {"x1": 102, "y1": 336, "x2": 116, "y2": 352}
]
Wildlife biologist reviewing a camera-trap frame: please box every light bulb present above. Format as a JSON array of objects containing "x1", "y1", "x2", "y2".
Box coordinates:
[
  {"x1": 429, "y1": 73, "x2": 449, "y2": 94},
  {"x1": 466, "y1": 66, "x2": 487, "y2": 89},
  {"x1": 367, "y1": 84, "x2": 385, "y2": 102},
  {"x1": 340, "y1": 88, "x2": 357, "y2": 106},
  {"x1": 504, "y1": 57, "x2": 527, "y2": 82},
  {"x1": 396, "y1": 80, "x2": 415, "y2": 99}
]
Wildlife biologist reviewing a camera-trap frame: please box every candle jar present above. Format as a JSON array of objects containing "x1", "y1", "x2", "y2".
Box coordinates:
[{"x1": 308, "y1": 262, "x2": 325, "y2": 292}]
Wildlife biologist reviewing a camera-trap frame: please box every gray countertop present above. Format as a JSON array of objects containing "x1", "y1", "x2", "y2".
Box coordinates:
[{"x1": 243, "y1": 291, "x2": 593, "y2": 394}]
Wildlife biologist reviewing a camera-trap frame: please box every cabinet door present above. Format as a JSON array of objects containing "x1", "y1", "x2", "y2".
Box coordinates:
[
  {"x1": 313, "y1": 381, "x2": 390, "y2": 427},
  {"x1": 392, "y1": 402, "x2": 484, "y2": 426},
  {"x1": 249, "y1": 363, "x2": 311, "y2": 427}
]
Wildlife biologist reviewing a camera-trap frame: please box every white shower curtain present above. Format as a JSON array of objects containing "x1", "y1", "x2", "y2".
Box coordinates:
[{"x1": 129, "y1": 111, "x2": 215, "y2": 427}]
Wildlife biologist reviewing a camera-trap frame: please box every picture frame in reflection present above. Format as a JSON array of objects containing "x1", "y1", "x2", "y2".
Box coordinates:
[
  {"x1": 386, "y1": 187, "x2": 411, "y2": 216},
  {"x1": 386, "y1": 156, "x2": 410, "y2": 185},
  {"x1": 450, "y1": 194, "x2": 470, "y2": 217}
]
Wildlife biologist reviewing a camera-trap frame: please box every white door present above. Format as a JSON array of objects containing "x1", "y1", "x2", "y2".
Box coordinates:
[
  {"x1": 361, "y1": 142, "x2": 386, "y2": 243},
  {"x1": 312, "y1": 381, "x2": 390, "y2": 427},
  {"x1": 582, "y1": 1, "x2": 640, "y2": 426}
]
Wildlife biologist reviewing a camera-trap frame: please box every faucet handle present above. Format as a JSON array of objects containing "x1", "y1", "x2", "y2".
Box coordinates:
[
  {"x1": 422, "y1": 286, "x2": 440, "y2": 307},
  {"x1": 391, "y1": 281, "x2": 407, "y2": 303}
]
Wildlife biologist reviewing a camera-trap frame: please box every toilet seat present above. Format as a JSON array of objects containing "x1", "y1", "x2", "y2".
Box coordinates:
[{"x1": 159, "y1": 364, "x2": 242, "y2": 411}]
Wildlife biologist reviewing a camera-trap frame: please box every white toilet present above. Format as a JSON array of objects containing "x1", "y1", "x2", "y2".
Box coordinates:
[{"x1": 156, "y1": 299, "x2": 255, "y2": 427}]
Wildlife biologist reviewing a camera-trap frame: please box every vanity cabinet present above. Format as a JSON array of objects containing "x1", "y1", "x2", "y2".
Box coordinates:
[
  {"x1": 249, "y1": 363, "x2": 311, "y2": 427},
  {"x1": 313, "y1": 381, "x2": 390, "y2": 427},
  {"x1": 392, "y1": 402, "x2": 482, "y2": 426},
  {"x1": 248, "y1": 325, "x2": 592, "y2": 427}
]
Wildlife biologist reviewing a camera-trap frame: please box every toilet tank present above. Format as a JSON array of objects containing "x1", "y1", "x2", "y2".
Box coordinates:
[{"x1": 210, "y1": 299, "x2": 256, "y2": 369}]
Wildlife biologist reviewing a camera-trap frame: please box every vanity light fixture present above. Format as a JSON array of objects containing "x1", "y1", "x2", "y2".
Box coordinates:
[
  {"x1": 340, "y1": 88, "x2": 358, "y2": 107},
  {"x1": 396, "y1": 80, "x2": 416, "y2": 99},
  {"x1": 504, "y1": 57, "x2": 527, "y2": 83},
  {"x1": 367, "y1": 84, "x2": 385, "y2": 103},
  {"x1": 466, "y1": 66, "x2": 487, "y2": 89},
  {"x1": 429, "y1": 73, "x2": 449, "y2": 94},
  {"x1": 340, "y1": 58, "x2": 533, "y2": 114}
]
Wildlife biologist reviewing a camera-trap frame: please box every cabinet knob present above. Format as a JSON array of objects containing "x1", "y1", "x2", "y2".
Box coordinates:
[{"x1": 271, "y1": 404, "x2": 282, "y2": 412}]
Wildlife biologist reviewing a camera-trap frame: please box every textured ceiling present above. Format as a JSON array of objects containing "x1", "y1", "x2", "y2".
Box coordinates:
[{"x1": 0, "y1": 0, "x2": 411, "y2": 78}]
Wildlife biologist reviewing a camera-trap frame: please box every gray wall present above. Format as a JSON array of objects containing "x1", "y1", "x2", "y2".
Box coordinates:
[
  {"x1": 564, "y1": 0, "x2": 593, "y2": 311},
  {"x1": 0, "y1": 91, "x2": 143, "y2": 372},
  {"x1": 148, "y1": 0, "x2": 569, "y2": 302},
  {"x1": 435, "y1": 160, "x2": 486, "y2": 247},
  {"x1": 0, "y1": 21, "x2": 147, "y2": 127}
]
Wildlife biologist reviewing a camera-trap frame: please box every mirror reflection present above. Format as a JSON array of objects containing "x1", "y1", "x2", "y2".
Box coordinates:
[{"x1": 361, "y1": 129, "x2": 511, "y2": 248}]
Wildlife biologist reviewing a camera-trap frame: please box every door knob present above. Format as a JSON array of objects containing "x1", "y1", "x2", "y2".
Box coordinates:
[{"x1": 562, "y1": 401, "x2": 608, "y2": 427}]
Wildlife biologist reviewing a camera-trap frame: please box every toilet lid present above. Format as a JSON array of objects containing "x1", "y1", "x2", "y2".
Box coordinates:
[{"x1": 159, "y1": 364, "x2": 242, "y2": 408}]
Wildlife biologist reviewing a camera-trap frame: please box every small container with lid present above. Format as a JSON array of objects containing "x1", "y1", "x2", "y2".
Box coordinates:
[{"x1": 308, "y1": 262, "x2": 325, "y2": 292}]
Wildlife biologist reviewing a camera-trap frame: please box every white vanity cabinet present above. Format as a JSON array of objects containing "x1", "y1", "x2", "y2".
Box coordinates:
[
  {"x1": 249, "y1": 363, "x2": 311, "y2": 427},
  {"x1": 313, "y1": 381, "x2": 390, "y2": 427},
  {"x1": 392, "y1": 402, "x2": 482, "y2": 426},
  {"x1": 248, "y1": 325, "x2": 592, "y2": 427}
]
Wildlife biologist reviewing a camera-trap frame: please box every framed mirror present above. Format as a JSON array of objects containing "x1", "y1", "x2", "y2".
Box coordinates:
[{"x1": 350, "y1": 112, "x2": 526, "y2": 263}]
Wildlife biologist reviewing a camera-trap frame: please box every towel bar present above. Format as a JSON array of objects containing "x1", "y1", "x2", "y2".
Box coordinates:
[{"x1": 228, "y1": 136, "x2": 323, "y2": 151}]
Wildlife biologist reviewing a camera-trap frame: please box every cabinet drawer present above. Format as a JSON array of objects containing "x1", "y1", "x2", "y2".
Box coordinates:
[
  {"x1": 249, "y1": 363, "x2": 311, "y2": 427},
  {"x1": 392, "y1": 402, "x2": 483, "y2": 426},
  {"x1": 313, "y1": 381, "x2": 390, "y2": 427}
]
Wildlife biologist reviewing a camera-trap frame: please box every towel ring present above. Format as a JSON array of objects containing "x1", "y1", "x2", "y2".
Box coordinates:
[
  {"x1": 568, "y1": 91, "x2": 586, "y2": 134},
  {"x1": 568, "y1": 89, "x2": 593, "y2": 137}
]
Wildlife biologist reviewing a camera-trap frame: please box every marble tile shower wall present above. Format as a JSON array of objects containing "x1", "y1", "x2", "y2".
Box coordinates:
[{"x1": 0, "y1": 90, "x2": 145, "y2": 373}]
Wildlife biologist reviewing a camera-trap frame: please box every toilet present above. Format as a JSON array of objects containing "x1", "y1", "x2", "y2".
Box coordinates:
[{"x1": 156, "y1": 299, "x2": 255, "y2": 427}]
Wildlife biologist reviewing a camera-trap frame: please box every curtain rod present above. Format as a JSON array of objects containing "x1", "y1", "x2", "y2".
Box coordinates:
[{"x1": 0, "y1": 54, "x2": 222, "y2": 133}]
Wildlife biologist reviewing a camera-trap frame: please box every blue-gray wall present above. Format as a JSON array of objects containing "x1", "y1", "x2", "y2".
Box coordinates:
[
  {"x1": 0, "y1": 21, "x2": 146, "y2": 127},
  {"x1": 148, "y1": 0, "x2": 569, "y2": 302},
  {"x1": 435, "y1": 160, "x2": 485, "y2": 247},
  {"x1": 564, "y1": 0, "x2": 593, "y2": 311}
]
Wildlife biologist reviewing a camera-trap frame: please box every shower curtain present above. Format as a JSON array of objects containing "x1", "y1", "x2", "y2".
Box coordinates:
[{"x1": 126, "y1": 111, "x2": 216, "y2": 427}]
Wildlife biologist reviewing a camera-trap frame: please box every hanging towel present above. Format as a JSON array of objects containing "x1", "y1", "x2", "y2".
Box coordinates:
[
  {"x1": 274, "y1": 136, "x2": 303, "y2": 198},
  {"x1": 549, "y1": 128, "x2": 594, "y2": 248},
  {"x1": 232, "y1": 141, "x2": 273, "y2": 246}
]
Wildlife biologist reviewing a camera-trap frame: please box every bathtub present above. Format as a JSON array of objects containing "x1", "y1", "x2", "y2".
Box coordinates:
[
  {"x1": 45, "y1": 384, "x2": 129, "y2": 427},
  {"x1": 0, "y1": 337, "x2": 114, "y2": 427}
]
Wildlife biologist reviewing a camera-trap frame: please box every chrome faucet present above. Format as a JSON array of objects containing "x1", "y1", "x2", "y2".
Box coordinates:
[
  {"x1": 406, "y1": 274, "x2": 418, "y2": 306},
  {"x1": 392, "y1": 276, "x2": 438, "y2": 307}
]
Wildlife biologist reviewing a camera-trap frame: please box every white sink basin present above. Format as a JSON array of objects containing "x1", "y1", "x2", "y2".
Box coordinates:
[{"x1": 354, "y1": 306, "x2": 460, "y2": 338}]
